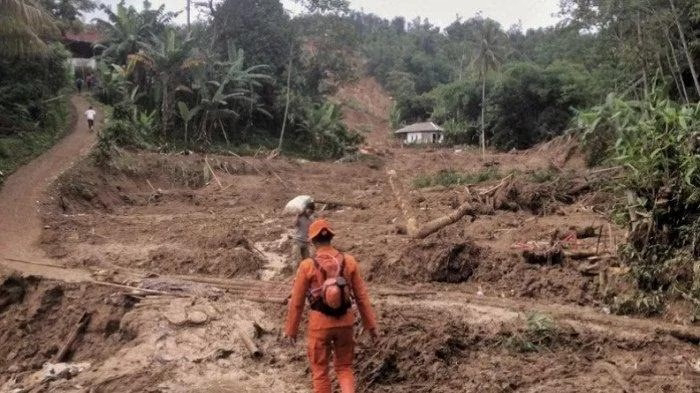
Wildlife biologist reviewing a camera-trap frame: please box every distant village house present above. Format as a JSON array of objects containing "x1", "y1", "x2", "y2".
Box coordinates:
[
  {"x1": 63, "y1": 29, "x2": 103, "y2": 73},
  {"x1": 395, "y1": 122, "x2": 444, "y2": 144}
]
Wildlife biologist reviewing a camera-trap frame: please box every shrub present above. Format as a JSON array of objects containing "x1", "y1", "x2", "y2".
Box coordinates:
[
  {"x1": 578, "y1": 89, "x2": 700, "y2": 310},
  {"x1": 413, "y1": 168, "x2": 500, "y2": 188}
]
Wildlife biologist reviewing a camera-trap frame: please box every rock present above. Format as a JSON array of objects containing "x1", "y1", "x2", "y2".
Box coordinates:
[
  {"x1": 163, "y1": 308, "x2": 187, "y2": 326},
  {"x1": 41, "y1": 362, "x2": 90, "y2": 382},
  {"x1": 187, "y1": 310, "x2": 208, "y2": 325}
]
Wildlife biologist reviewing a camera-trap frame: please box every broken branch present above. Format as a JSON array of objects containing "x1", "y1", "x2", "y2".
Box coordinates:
[
  {"x1": 314, "y1": 198, "x2": 367, "y2": 210},
  {"x1": 204, "y1": 156, "x2": 223, "y2": 189},
  {"x1": 479, "y1": 173, "x2": 513, "y2": 197},
  {"x1": 54, "y1": 311, "x2": 92, "y2": 362}
]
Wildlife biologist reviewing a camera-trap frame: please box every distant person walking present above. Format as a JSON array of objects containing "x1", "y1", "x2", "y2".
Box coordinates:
[
  {"x1": 86, "y1": 74, "x2": 94, "y2": 91},
  {"x1": 75, "y1": 77, "x2": 83, "y2": 93},
  {"x1": 84, "y1": 106, "x2": 96, "y2": 132}
]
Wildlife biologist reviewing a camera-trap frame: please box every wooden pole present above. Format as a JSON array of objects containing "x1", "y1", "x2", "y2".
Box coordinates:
[
  {"x1": 277, "y1": 43, "x2": 294, "y2": 151},
  {"x1": 54, "y1": 312, "x2": 92, "y2": 362}
]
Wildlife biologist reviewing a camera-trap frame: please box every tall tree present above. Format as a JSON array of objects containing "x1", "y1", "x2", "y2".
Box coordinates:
[
  {"x1": 470, "y1": 19, "x2": 507, "y2": 158},
  {"x1": 0, "y1": 0, "x2": 60, "y2": 58},
  {"x1": 38, "y1": 0, "x2": 96, "y2": 32}
]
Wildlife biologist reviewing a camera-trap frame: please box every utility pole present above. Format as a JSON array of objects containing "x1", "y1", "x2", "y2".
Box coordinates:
[{"x1": 186, "y1": 0, "x2": 191, "y2": 31}]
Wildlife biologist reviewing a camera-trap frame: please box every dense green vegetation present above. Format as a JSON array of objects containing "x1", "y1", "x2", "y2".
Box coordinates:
[
  {"x1": 294, "y1": 1, "x2": 699, "y2": 151},
  {"x1": 91, "y1": 0, "x2": 362, "y2": 160},
  {"x1": 0, "y1": 0, "x2": 92, "y2": 183},
  {"x1": 578, "y1": 89, "x2": 700, "y2": 313}
]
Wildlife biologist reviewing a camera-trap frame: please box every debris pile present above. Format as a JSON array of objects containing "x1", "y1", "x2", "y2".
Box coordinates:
[{"x1": 372, "y1": 228, "x2": 485, "y2": 283}]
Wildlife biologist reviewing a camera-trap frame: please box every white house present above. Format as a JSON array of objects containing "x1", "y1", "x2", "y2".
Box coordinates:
[{"x1": 395, "y1": 122, "x2": 444, "y2": 144}]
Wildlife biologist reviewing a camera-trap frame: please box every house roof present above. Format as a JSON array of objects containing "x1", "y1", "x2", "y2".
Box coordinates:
[
  {"x1": 394, "y1": 121, "x2": 443, "y2": 134},
  {"x1": 63, "y1": 29, "x2": 103, "y2": 44}
]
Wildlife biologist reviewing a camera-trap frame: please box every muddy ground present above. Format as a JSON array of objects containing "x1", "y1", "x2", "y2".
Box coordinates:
[{"x1": 1, "y1": 79, "x2": 698, "y2": 392}]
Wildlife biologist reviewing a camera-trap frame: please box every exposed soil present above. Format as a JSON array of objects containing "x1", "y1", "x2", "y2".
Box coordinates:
[
  {"x1": 0, "y1": 275, "x2": 134, "y2": 386},
  {"x1": 0, "y1": 87, "x2": 698, "y2": 392}
]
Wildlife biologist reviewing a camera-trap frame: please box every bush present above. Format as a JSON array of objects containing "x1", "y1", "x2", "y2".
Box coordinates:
[
  {"x1": 579, "y1": 89, "x2": 700, "y2": 308},
  {"x1": 413, "y1": 168, "x2": 500, "y2": 188},
  {"x1": 487, "y1": 61, "x2": 594, "y2": 150},
  {"x1": 288, "y1": 101, "x2": 363, "y2": 160}
]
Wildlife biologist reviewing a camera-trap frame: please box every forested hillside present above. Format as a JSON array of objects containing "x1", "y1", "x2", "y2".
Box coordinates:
[{"x1": 295, "y1": 1, "x2": 700, "y2": 151}]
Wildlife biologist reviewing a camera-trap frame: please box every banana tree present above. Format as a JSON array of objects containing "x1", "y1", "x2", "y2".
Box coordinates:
[
  {"x1": 131, "y1": 29, "x2": 197, "y2": 137},
  {"x1": 176, "y1": 44, "x2": 272, "y2": 143},
  {"x1": 177, "y1": 101, "x2": 200, "y2": 147}
]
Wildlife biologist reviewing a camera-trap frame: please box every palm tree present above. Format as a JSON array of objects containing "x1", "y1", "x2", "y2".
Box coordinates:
[
  {"x1": 0, "y1": 0, "x2": 59, "y2": 58},
  {"x1": 470, "y1": 19, "x2": 507, "y2": 159}
]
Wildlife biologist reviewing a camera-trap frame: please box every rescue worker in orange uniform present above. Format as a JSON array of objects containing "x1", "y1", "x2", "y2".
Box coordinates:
[{"x1": 285, "y1": 219, "x2": 378, "y2": 393}]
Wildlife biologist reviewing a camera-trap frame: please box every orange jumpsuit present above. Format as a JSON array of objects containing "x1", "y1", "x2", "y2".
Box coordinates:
[{"x1": 285, "y1": 245, "x2": 378, "y2": 393}]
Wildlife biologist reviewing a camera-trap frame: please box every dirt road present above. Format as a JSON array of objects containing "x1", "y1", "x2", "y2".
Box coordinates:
[{"x1": 0, "y1": 95, "x2": 99, "y2": 281}]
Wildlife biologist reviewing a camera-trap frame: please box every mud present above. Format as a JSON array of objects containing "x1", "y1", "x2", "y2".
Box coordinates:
[
  {"x1": 356, "y1": 305, "x2": 699, "y2": 393},
  {"x1": 372, "y1": 228, "x2": 485, "y2": 283},
  {"x1": 0, "y1": 275, "x2": 134, "y2": 385}
]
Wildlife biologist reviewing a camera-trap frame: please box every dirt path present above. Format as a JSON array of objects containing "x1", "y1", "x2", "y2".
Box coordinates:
[{"x1": 0, "y1": 95, "x2": 97, "y2": 281}]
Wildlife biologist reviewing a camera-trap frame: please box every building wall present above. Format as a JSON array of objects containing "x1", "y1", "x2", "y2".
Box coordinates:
[{"x1": 404, "y1": 131, "x2": 443, "y2": 144}]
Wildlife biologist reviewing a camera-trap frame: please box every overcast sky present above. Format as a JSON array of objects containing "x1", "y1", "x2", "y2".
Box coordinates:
[{"x1": 88, "y1": 0, "x2": 562, "y2": 31}]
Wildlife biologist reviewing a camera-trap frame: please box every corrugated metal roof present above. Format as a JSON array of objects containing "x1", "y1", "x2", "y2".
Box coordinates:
[{"x1": 394, "y1": 121, "x2": 443, "y2": 134}]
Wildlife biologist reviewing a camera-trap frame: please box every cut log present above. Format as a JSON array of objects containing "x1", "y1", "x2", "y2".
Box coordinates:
[
  {"x1": 236, "y1": 323, "x2": 262, "y2": 358},
  {"x1": 54, "y1": 311, "x2": 92, "y2": 362},
  {"x1": 387, "y1": 170, "x2": 418, "y2": 236},
  {"x1": 564, "y1": 251, "x2": 599, "y2": 260},
  {"x1": 413, "y1": 200, "x2": 477, "y2": 239},
  {"x1": 314, "y1": 198, "x2": 367, "y2": 210}
]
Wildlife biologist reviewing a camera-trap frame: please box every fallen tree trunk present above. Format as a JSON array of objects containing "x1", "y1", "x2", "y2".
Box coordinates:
[
  {"x1": 413, "y1": 200, "x2": 477, "y2": 239},
  {"x1": 387, "y1": 170, "x2": 418, "y2": 236},
  {"x1": 314, "y1": 198, "x2": 367, "y2": 210},
  {"x1": 54, "y1": 311, "x2": 92, "y2": 362}
]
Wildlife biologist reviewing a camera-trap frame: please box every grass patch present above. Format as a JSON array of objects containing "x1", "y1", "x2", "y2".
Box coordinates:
[
  {"x1": 413, "y1": 168, "x2": 500, "y2": 189},
  {"x1": 528, "y1": 168, "x2": 557, "y2": 183},
  {"x1": 502, "y1": 312, "x2": 558, "y2": 353},
  {"x1": 0, "y1": 96, "x2": 72, "y2": 185}
]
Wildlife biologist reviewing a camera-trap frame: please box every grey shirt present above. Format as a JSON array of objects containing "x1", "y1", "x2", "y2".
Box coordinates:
[{"x1": 294, "y1": 213, "x2": 314, "y2": 243}]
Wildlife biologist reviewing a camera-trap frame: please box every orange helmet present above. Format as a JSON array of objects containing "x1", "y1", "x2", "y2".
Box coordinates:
[{"x1": 308, "y1": 219, "x2": 335, "y2": 241}]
